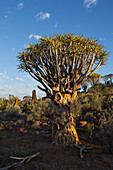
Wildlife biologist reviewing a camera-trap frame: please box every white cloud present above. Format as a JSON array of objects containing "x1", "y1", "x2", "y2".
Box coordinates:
[
  {"x1": 34, "y1": 35, "x2": 41, "y2": 40},
  {"x1": 83, "y1": 0, "x2": 98, "y2": 8},
  {"x1": 0, "y1": 73, "x2": 4, "y2": 76},
  {"x1": 29, "y1": 33, "x2": 35, "y2": 39},
  {"x1": 0, "y1": 78, "x2": 3, "y2": 81},
  {"x1": 16, "y1": 77, "x2": 23, "y2": 81},
  {"x1": 26, "y1": 84, "x2": 34, "y2": 88},
  {"x1": 18, "y1": 2, "x2": 24, "y2": 9},
  {"x1": 35, "y1": 12, "x2": 50, "y2": 21},
  {"x1": 29, "y1": 33, "x2": 41, "y2": 40},
  {"x1": 4, "y1": 15, "x2": 8, "y2": 18},
  {"x1": 23, "y1": 75, "x2": 31, "y2": 78},
  {"x1": 0, "y1": 72, "x2": 9, "y2": 79},
  {"x1": 99, "y1": 37, "x2": 106, "y2": 41}
]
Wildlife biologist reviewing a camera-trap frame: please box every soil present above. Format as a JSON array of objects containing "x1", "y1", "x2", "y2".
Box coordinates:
[{"x1": 0, "y1": 119, "x2": 113, "y2": 170}]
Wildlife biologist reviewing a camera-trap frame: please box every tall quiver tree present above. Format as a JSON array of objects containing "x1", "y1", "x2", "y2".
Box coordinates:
[{"x1": 17, "y1": 33, "x2": 109, "y2": 145}]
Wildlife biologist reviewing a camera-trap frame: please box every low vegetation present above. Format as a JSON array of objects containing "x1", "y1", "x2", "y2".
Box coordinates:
[{"x1": 0, "y1": 80, "x2": 113, "y2": 168}]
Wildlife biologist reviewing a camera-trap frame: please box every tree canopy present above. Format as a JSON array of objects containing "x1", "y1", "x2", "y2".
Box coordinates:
[{"x1": 17, "y1": 33, "x2": 109, "y2": 104}]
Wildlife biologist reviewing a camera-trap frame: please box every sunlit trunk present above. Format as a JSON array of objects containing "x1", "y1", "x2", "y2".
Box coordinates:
[
  {"x1": 52, "y1": 92, "x2": 79, "y2": 146},
  {"x1": 52, "y1": 105, "x2": 79, "y2": 146}
]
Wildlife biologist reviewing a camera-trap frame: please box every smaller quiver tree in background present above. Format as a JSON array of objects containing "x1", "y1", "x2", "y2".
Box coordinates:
[
  {"x1": 108, "y1": 74, "x2": 113, "y2": 84},
  {"x1": 102, "y1": 74, "x2": 110, "y2": 85},
  {"x1": 87, "y1": 73, "x2": 102, "y2": 87},
  {"x1": 32, "y1": 89, "x2": 37, "y2": 101},
  {"x1": 17, "y1": 33, "x2": 109, "y2": 146}
]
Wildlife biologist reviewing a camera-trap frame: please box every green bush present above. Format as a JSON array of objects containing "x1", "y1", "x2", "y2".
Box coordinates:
[
  {"x1": 96, "y1": 112, "x2": 113, "y2": 154},
  {"x1": 90, "y1": 93, "x2": 103, "y2": 112},
  {"x1": 5, "y1": 104, "x2": 22, "y2": 117},
  {"x1": 27, "y1": 99, "x2": 55, "y2": 121},
  {"x1": 82, "y1": 102, "x2": 91, "y2": 112},
  {"x1": 70, "y1": 97, "x2": 82, "y2": 117},
  {"x1": 86, "y1": 122, "x2": 93, "y2": 133},
  {"x1": 103, "y1": 95, "x2": 113, "y2": 110}
]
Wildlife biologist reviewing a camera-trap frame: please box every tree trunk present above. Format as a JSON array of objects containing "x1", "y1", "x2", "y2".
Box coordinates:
[
  {"x1": 53, "y1": 91, "x2": 77, "y2": 106},
  {"x1": 52, "y1": 91, "x2": 79, "y2": 146},
  {"x1": 52, "y1": 105, "x2": 79, "y2": 146},
  {"x1": 32, "y1": 90, "x2": 37, "y2": 101}
]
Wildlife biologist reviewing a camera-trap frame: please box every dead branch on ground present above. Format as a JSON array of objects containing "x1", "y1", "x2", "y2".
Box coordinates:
[
  {"x1": 0, "y1": 152, "x2": 40, "y2": 170},
  {"x1": 75, "y1": 144, "x2": 92, "y2": 159}
]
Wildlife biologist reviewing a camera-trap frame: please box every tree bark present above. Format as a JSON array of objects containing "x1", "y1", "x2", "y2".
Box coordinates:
[
  {"x1": 52, "y1": 105, "x2": 79, "y2": 146},
  {"x1": 32, "y1": 90, "x2": 37, "y2": 101},
  {"x1": 53, "y1": 91, "x2": 77, "y2": 106}
]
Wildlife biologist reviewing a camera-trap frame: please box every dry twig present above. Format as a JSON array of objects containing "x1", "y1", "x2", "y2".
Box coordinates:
[
  {"x1": 75, "y1": 144, "x2": 92, "y2": 159},
  {"x1": 89, "y1": 126, "x2": 94, "y2": 139},
  {"x1": 0, "y1": 152, "x2": 40, "y2": 170}
]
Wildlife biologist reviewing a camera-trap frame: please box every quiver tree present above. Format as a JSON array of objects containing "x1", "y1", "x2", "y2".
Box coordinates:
[
  {"x1": 102, "y1": 73, "x2": 113, "y2": 85},
  {"x1": 32, "y1": 89, "x2": 37, "y2": 101},
  {"x1": 102, "y1": 74, "x2": 109, "y2": 85},
  {"x1": 17, "y1": 33, "x2": 109, "y2": 145},
  {"x1": 108, "y1": 74, "x2": 113, "y2": 84},
  {"x1": 87, "y1": 73, "x2": 102, "y2": 87},
  {"x1": 81, "y1": 81, "x2": 89, "y2": 92}
]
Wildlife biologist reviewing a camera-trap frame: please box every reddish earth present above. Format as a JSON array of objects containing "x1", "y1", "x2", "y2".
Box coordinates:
[{"x1": 0, "y1": 119, "x2": 113, "y2": 170}]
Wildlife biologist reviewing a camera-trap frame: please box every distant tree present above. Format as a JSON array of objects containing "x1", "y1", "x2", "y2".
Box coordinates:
[
  {"x1": 108, "y1": 74, "x2": 113, "y2": 84},
  {"x1": 102, "y1": 74, "x2": 110, "y2": 85},
  {"x1": 87, "y1": 73, "x2": 102, "y2": 87},
  {"x1": 17, "y1": 33, "x2": 109, "y2": 145},
  {"x1": 81, "y1": 81, "x2": 89, "y2": 92},
  {"x1": 32, "y1": 90, "x2": 37, "y2": 101},
  {"x1": 23, "y1": 95, "x2": 32, "y2": 101}
]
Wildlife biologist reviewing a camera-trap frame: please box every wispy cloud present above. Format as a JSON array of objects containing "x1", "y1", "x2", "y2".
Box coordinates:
[
  {"x1": 99, "y1": 37, "x2": 106, "y2": 41},
  {"x1": 0, "y1": 72, "x2": 10, "y2": 79},
  {"x1": 18, "y1": 2, "x2": 24, "y2": 9},
  {"x1": 35, "y1": 12, "x2": 50, "y2": 21},
  {"x1": 28, "y1": 33, "x2": 35, "y2": 39},
  {"x1": 23, "y1": 75, "x2": 31, "y2": 79},
  {"x1": 55, "y1": 22, "x2": 58, "y2": 28},
  {"x1": 26, "y1": 84, "x2": 34, "y2": 88},
  {"x1": 16, "y1": 77, "x2": 23, "y2": 81},
  {"x1": 12, "y1": 48, "x2": 15, "y2": 51},
  {"x1": 28, "y1": 33, "x2": 41, "y2": 40},
  {"x1": 83, "y1": 0, "x2": 98, "y2": 8},
  {"x1": 4, "y1": 15, "x2": 8, "y2": 19},
  {"x1": 34, "y1": 35, "x2": 42, "y2": 40}
]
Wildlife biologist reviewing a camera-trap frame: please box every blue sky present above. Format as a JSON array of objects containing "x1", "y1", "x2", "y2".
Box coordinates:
[{"x1": 0, "y1": 0, "x2": 113, "y2": 99}]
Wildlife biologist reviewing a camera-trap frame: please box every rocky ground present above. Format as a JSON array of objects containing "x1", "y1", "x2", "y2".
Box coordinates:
[{"x1": 0, "y1": 119, "x2": 113, "y2": 170}]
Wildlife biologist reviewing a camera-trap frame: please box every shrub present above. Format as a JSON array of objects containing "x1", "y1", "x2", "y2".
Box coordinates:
[
  {"x1": 96, "y1": 112, "x2": 113, "y2": 154},
  {"x1": 27, "y1": 99, "x2": 55, "y2": 121},
  {"x1": 82, "y1": 102, "x2": 91, "y2": 112},
  {"x1": 103, "y1": 95, "x2": 113, "y2": 110},
  {"x1": 70, "y1": 97, "x2": 82, "y2": 118},
  {"x1": 5, "y1": 104, "x2": 22, "y2": 117},
  {"x1": 90, "y1": 93, "x2": 103, "y2": 112},
  {"x1": 86, "y1": 122, "x2": 94, "y2": 133},
  {"x1": 86, "y1": 112, "x2": 93, "y2": 121}
]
